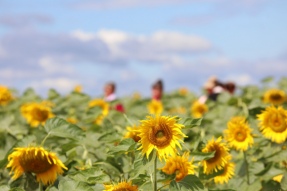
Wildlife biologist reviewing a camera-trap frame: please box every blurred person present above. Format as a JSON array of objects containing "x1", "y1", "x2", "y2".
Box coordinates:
[
  {"x1": 198, "y1": 76, "x2": 217, "y2": 104},
  {"x1": 225, "y1": 82, "x2": 236, "y2": 94},
  {"x1": 152, "y1": 80, "x2": 163, "y2": 101},
  {"x1": 208, "y1": 80, "x2": 225, "y2": 101},
  {"x1": 104, "y1": 82, "x2": 117, "y2": 102}
]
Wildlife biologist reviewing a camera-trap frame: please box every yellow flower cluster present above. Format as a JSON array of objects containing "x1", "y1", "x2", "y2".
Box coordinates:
[
  {"x1": 0, "y1": 85, "x2": 13, "y2": 106},
  {"x1": 147, "y1": 100, "x2": 163, "y2": 115},
  {"x1": 104, "y1": 181, "x2": 138, "y2": 191},
  {"x1": 191, "y1": 101, "x2": 208, "y2": 118},
  {"x1": 88, "y1": 99, "x2": 109, "y2": 125}
]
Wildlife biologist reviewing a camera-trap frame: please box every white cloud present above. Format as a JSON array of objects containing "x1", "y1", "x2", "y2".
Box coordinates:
[
  {"x1": 39, "y1": 56, "x2": 75, "y2": 74},
  {"x1": 224, "y1": 74, "x2": 252, "y2": 86},
  {"x1": 30, "y1": 78, "x2": 79, "y2": 93}
]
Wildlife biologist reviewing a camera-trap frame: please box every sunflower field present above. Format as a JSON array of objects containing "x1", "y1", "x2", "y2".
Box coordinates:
[{"x1": 1, "y1": 77, "x2": 287, "y2": 191}]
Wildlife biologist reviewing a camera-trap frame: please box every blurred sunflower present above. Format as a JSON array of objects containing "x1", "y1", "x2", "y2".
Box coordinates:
[
  {"x1": 6, "y1": 147, "x2": 67, "y2": 185},
  {"x1": 190, "y1": 101, "x2": 208, "y2": 118},
  {"x1": 104, "y1": 180, "x2": 138, "y2": 191},
  {"x1": 147, "y1": 99, "x2": 163, "y2": 115},
  {"x1": 133, "y1": 92, "x2": 141, "y2": 100},
  {"x1": 257, "y1": 106, "x2": 287, "y2": 144},
  {"x1": 168, "y1": 107, "x2": 186, "y2": 114},
  {"x1": 273, "y1": 174, "x2": 283, "y2": 183},
  {"x1": 124, "y1": 124, "x2": 141, "y2": 142},
  {"x1": 224, "y1": 117, "x2": 253, "y2": 151},
  {"x1": 137, "y1": 115, "x2": 186, "y2": 161},
  {"x1": 213, "y1": 155, "x2": 235, "y2": 184},
  {"x1": 0, "y1": 86, "x2": 13, "y2": 106},
  {"x1": 74, "y1": 85, "x2": 83, "y2": 93},
  {"x1": 263, "y1": 89, "x2": 286, "y2": 105},
  {"x1": 66, "y1": 117, "x2": 78, "y2": 124},
  {"x1": 179, "y1": 87, "x2": 188, "y2": 96},
  {"x1": 89, "y1": 99, "x2": 109, "y2": 125},
  {"x1": 160, "y1": 152, "x2": 197, "y2": 182},
  {"x1": 21, "y1": 103, "x2": 55, "y2": 127},
  {"x1": 199, "y1": 137, "x2": 229, "y2": 175}
]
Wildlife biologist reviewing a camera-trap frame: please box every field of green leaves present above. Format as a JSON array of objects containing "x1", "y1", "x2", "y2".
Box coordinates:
[{"x1": 1, "y1": 76, "x2": 287, "y2": 191}]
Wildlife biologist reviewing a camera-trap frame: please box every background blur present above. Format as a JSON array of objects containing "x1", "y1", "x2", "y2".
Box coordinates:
[{"x1": 0, "y1": 0, "x2": 286, "y2": 97}]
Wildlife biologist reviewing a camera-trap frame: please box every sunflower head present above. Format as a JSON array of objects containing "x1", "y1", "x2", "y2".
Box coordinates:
[
  {"x1": 263, "y1": 89, "x2": 286, "y2": 105},
  {"x1": 89, "y1": 99, "x2": 109, "y2": 116},
  {"x1": 21, "y1": 102, "x2": 55, "y2": 127},
  {"x1": 224, "y1": 117, "x2": 253, "y2": 151},
  {"x1": 160, "y1": 152, "x2": 197, "y2": 182},
  {"x1": 257, "y1": 106, "x2": 287, "y2": 143},
  {"x1": 124, "y1": 124, "x2": 141, "y2": 142},
  {"x1": 273, "y1": 174, "x2": 284, "y2": 183},
  {"x1": 137, "y1": 115, "x2": 186, "y2": 161},
  {"x1": 104, "y1": 180, "x2": 138, "y2": 191},
  {"x1": 213, "y1": 155, "x2": 235, "y2": 184},
  {"x1": 74, "y1": 85, "x2": 83, "y2": 93},
  {"x1": 6, "y1": 147, "x2": 68, "y2": 185},
  {"x1": 147, "y1": 100, "x2": 163, "y2": 115},
  {"x1": 199, "y1": 137, "x2": 229, "y2": 175},
  {"x1": 190, "y1": 101, "x2": 208, "y2": 118},
  {"x1": 179, "y1": 87, "x2": 188, "y2": 96},
  {"x1": 0, "y1": 86, "x2": 13, "y2": 106}
]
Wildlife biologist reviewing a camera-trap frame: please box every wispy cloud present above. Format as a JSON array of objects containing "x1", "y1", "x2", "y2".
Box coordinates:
[{"x1": 0, "y1": 14, "x2": 52, "y2": 28}]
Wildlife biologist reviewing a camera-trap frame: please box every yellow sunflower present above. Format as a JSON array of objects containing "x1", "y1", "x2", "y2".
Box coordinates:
[
  {"x1": 273, "y1": 174, "x2": 283, "y2": 183},
  {"x1": 0, "y1": 85, "x2": 13, "y2": 106},
  {"x1": 74, "y1": 85, "x2": 83, "y2": 93},
  {"x1": 89, "y1": 99, "x2": 109, "y2": 125},
  {"x1": 147, "y1": 100, "x2": 163, "y2": 115},
  {"x1": 66, "y1": 117, "x2": 78, "y2": 124},
  {"x1": 124, "y1": 124, "x2": 141, "y2": 142},
  {"x1": 263, "y1": 89, "x2": 286, "y2": 105},
  {"x1": 6, "y1": 147, "x2": 68, "y2": 185},
  {"x1": 179, "y1": 87, "x2": 188, "y2": 96},
  {"x1": 199, "y1": 137, "x2": 229, "y2": 175},
  {"x1": 160, "y1": 152, "x2": 197, "y2": 182},
  {"x1": 224, "y1": 117, "x2": 253, "y2": 151},
  {"x1": 133, "y1": 92, "x2": 141, "y2": 100},
  {"x1": 137, "y1": 115, "x2": 186, "y2": 162},
  {"x1": 190, "y1": 101, "x2": 208, "y2": 118},
  {"x1": 168, "y1": 107, "x2": 186, "y2": 114},
  {"x1": 257, "y1": 106, "x2": 287, "y2": 144},
  {"x1": 104, "y1": 180, "x2": 138, "y2": 191},
  {"x1": 213, "y1": 155, "x2": 235, "y2": 184},
  {"x1": 21, "y1": 102, "x2": 55, "y2": 127}
]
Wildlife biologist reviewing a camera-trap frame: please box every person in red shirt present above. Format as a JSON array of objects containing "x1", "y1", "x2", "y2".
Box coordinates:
[{"x1": 152, "y1": 80, "x2": 163, "y2": 101}]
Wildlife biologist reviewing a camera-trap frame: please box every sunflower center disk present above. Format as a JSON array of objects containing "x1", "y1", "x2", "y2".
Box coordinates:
[
  {"x1": 270, "y1": 93, "x2": 282, "y2": 101},
  {"x1": 148, "y1": 122, "x2": 172, "y2": 148},
  {"x1": 206, "y1": 147, "x2": 221, "y2": 164},
  {"x1": 32, "y1": 108, "x2": 49, "y2": 122},
  {"x1": 269, "y1": 114, "x2": 287, "y2": 132},
  {"x1": 235, "y1": 130, "x2": 247, "y2": 142},
  {"x1": 19, "y1": 149, "x2": 54, "y2": 173}
]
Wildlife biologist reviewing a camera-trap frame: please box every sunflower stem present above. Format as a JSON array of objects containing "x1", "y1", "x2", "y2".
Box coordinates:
[
  {"x1": 39, "y1": 182, "x2": 43, "y2": 191},
  {"x1": 243, "y1": 151, "x2": 250, "y2": 184},
  {"x1": 153, "y1": 151, "x2": 157, "y2": 191},
  {"x1": 40, "y1": 133, "x2": 50, "y2": 147}
]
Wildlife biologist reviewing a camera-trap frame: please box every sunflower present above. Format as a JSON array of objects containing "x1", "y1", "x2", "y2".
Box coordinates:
[
  {"x1": 66, "y1": 117, "x2": 78, "y2": 124},
  {"x1": 74, "y1": 85, "x2": 83, "y2": 93},
  {"x1": 104, "y1": 180, "x2": 138, "y2": 191},
  {"x1": 190, "y1": 101, "x2": 208, "y2": 118},
  {"x1": 168, "y1": 107, "x2": 186, "y2": 114},
  {"x1": 199, "y1": 137, "x2": 229, "y2": 175},
  {"x1": 160, "y1": 152, "x2": 197, "y2": 182},
  {"x1": 133, "y1": 92, "x2": 141, "y2": 100},
  {"x1": 257, "y1": 106, "x2": 287, "y2": 144},
  {"x1": 263, "y1": 89, "x2": 286, "y2": 105},
  {"x1": 224, "y1": 117, "x2": 253, "y2": 151},
  {"x1": 21, "y1": 103, "x2": 55, "y2": 127},
  {"x1": 89, "y1": 99, "x2": 109, "y2": 125},
  {"x1": 213, "y1": 155, "x2": 235, "y2": 184},
  {"x1": 273, "y1": 174, "x2": 283, "y2": 183},
  {"x1": 147, "y1": 100, "x2": 163, "y2": 115},
  {"x1": 6, "y1": 147, "x2": 68, "y2": 185},
  {"x1": 137, "y1": 115, "x2": 186, "y2": 161},
  {"x1": 0, "y1": 85, "x2": 13, "y2": 106},
  {"x1": 124, "y1": 124, "x2": 141, "y2": 142},
  {"x1": 179, "y1": 87, "x2": 188, "y2": 96}
]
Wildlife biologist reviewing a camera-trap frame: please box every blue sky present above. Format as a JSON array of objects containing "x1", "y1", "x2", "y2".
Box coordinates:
[{"x1": 0, "y1": 0, "x2": 287, "y2": 97}]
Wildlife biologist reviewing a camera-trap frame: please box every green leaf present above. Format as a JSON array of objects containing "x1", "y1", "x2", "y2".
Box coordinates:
[
  {"x1": 178, "y1": 175, "x2": 204, "y2": 190},
  {"x1": 67, "y1": 167, "x2": 110, "y2": 184},
  {"x1": 48, "y1": 89, "x2": 60, "y2": 100},
  {"x1": 261, "y1": 76, "x2": 274, "y2": 83},
  {"x1": 281, "y1": 171, "x2": 287, "y2": 190},
  {"x1": 107, "y1": 138, "x2": 137, "y2": 155},
  {"x1": 190, "y1": 151, "x2": 215, "y2": 163},
  {"x1": 98, "y1": 132, "x2": 121, "y2": 143},
  {"x1": 0, "y1": 135, "x2": 36, "y2": 169},
  {"x1": 60, "y1": 142, "x2": 82, "y2": 153},
  {"x1": 44, "y1": 117, "x2": 85, "y2": 141},
  {"x1": 0, "y1": 115, "x2": 14, "y2": 131},
  {"x1": 208, "y1": 190, "x2": 235, "y2": 191},
  {"x1": 58, "y1": 180, "x2": 95, "y2": 191},
  {"x1": 248, "y1": 106, "x2": 265, "y2": 118},
  {"x1": 170, "y1": 180, "x2": 181, "y2": 191},
  {"x1": 0, "y1": 185, "x2": 9, "y2": 191},
  {"x1": 255, "y1": 162, "x2": 272, "y2": 176},
  {"x1": 9, "y1": 188, "x2": 25, "y2": 191},
  {"x1": 180, "y1": 118, "x2": 203, "y2": 128},
  {"x1": 199, "y1": 166, "x2": 224, "y2": 180},
  {"x1": 82, "y1": 106, "x2": 102, "y2": 123}
]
